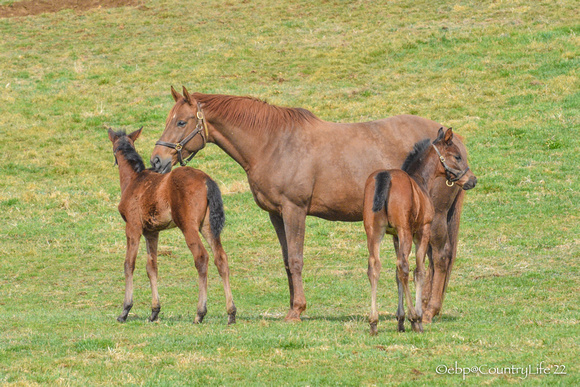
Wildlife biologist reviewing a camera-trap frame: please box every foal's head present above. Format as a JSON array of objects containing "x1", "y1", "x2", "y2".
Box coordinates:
[
  {"x1": 108, "y1": 127, "x2": 146, "y2": 173},
  {"x1": 431, "y1": 128, "x2": 477, "y2": 190},
  {"x1": 150, "y1": 86, "x2": 207, "y2": 174}
]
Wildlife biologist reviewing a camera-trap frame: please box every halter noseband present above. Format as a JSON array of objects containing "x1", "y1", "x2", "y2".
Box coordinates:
[
  {"x1": 155, "y1": 102, "x2": 209, "y2": 166},
  {"x1": 431, "y1": 144, "x2": 470, "y2": 187}
]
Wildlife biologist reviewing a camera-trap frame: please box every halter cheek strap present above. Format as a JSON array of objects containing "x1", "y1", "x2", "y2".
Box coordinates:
[
  {"x1": 431, "y1": 144, "x2": 470, "y2": 187},
  {"x1": 155, "y1": 102, "x2": 208, "y2": 166}
]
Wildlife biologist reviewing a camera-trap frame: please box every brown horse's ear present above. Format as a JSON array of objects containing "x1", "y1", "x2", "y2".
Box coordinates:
[
  {"x1": 182, "y1": 86, "x2": 193, "y2": 105},
  {"x1": 444, "y1": 127, "x2": 454, "y2": 144},
  {"x1": 108, "y1": 128, "x2": 117, "y2": 143},
  {"x1": 171, "y1": 86, "x2": 182, "y2": 102},
  {"x1": 128, "y1": 126, "x2": 143, "y2": 142}
]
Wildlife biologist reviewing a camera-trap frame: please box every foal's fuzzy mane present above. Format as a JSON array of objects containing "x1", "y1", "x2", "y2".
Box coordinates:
[
  {"x1": 401, "y1": 138, "x2": 431, "y2": 172},
  {"x1": 190, "y1": 93, "x2": 320, "y2": 133},
  {"x1": 113, "y1": 130, "x2": 146, "y2": 173}
]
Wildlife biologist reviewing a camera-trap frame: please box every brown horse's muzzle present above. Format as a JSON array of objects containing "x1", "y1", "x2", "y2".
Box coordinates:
[{"x1": 150, "y1": 155, "x2": 173, "y2": 174}]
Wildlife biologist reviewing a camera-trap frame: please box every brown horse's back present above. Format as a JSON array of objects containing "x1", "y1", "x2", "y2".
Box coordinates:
[{"x1": 306, "y1": 115, "x2": 447, "y2": 221}]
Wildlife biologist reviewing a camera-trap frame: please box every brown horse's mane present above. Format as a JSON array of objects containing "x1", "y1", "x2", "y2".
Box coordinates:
[{"x1": 192, "y1": 93, "x2": 320, "y2": 133}]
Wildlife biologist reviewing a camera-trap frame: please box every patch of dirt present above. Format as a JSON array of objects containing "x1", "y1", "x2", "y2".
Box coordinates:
[{"x1": 0, "y1": 0, "x2": 141, "y2": 18}]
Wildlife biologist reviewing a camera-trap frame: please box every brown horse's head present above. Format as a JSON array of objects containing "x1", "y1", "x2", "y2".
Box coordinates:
[
  {"x1": 150, "y1": 86, "x2": 207, "y2": 174},
  {"x1": 432, "y1": 128, "x2": 477, "y2": 190}
]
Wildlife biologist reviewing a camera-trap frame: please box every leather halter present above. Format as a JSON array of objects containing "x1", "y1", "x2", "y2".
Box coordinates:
[
  {"x1": 155, "y1": 102, "x2": 208, "y2": 166},
  {"x1": 432, "y1": 144, "x2": 470, "y2": 187}
]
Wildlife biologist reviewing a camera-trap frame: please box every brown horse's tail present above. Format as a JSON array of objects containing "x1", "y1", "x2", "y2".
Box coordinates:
[
  {"x1": 372, "y1": 171, "x2": 391, "y2": 213},
  {"x1": 205, "y1": 178, "x2": 225, "y2": 238}
]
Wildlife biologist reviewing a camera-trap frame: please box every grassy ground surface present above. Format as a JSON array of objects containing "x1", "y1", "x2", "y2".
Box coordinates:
[{"x1": 0, "y1": 0, "x2": 578, "y2": 385}]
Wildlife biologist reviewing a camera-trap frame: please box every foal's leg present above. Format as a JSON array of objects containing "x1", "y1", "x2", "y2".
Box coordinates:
[
  {"x1": 396, "y1": 230, "x2": 422, "y2": 332},
  {"x1": 423, "y1": 216, "x2": 449, "y2": 323},
  {"x1": 118, "y1": 224, "x2": 141, "y2": 323},
  {"x1": 145, "y1": 232, "x2": 161, "y2": 322},
  {"x1": 280, "y1": 205, "x2": 308, "y2": 322},
  {"x1": 412, "y1": 225, "x2": 430, "y2": 333},
  {"x1": 393, "y1": 236, "x2": 405, "y2": 332},
  {"x1": 269, "y1": 213, "x2": 293, "y2": 310},
  {"x1": 183, "y1": 228, "x2": 210, "y2": 323},
  {"x1": 201, "y1": 217, "x2": 236, "y2": 325},
  {"x1": 365, "y1": 219, "x2": 385, "y2": 335}
]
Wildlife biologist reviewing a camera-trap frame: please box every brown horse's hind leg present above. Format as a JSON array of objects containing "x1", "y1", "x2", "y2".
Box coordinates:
[
  {"x1": 201, "y1": 217, "x2": 236, "y2": 325},
  {"x1": 118, "y1": 225, "x2": 141, "y2": 323},
  {"x1": 269, "y1": 213, "x2": 294, "y2": 310},
  {"x1": 183, "y1": 229, "x2": 209, "y2": 323},
  {"x1": 145, "y1": 232, "x2": 161, "y2": 322}
]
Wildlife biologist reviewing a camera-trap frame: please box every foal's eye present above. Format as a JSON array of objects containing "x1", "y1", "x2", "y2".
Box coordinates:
[
  {"x1": 177, "y1": 120, "x2": 187, "y2": 127},
  {"x1": 454, "y1": 155, "x2": 462, "y2": 161}
]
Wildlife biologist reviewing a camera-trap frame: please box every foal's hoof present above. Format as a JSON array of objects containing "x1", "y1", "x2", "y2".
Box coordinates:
[
  {"x1": 228, "y1": 314, "x2": 236, "y2": 325},
  {"x1": 397, "y1": 317, "x2": 405, "y2": 332},
  {"x1": 422, "y1": 311, "x2": 433, "y2": 324},
  {"x1": 148, "y1": 307, "x2": 161, "y2": 322},
  {"x1": 369, "y1": 322, "x2": 378, "y2": 336},
  {"x1": 411, "y1": 321, "x2": 423, "y2": 333},
  {"x1": 117, "y1": 316, "x2": 127, "y2": 323}
]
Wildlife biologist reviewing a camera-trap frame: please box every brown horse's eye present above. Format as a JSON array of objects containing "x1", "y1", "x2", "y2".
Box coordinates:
[
  {"x1": 177, "y1": 120, "x2": 187, "y2": 127},
  {"x1": 454, "y1": 155, "x2": 461, "y2": 161}
]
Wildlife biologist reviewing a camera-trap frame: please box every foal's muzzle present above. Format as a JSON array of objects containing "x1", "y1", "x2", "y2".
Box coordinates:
[{"x1": 462, "y1": 176, "x2": 477, "y2": 190}]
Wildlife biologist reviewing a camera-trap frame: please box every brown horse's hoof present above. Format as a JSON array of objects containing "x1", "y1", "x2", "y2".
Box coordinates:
[
  {"x1": 117, "y1": 316, "x2": 127, "y2": 323},
  {"x1": 422, "y1": 311, "x2": 433, "y2": 324},
  {"x1": 370, "y1": 323, "x2": 378, "y2": 336},
  {"x1": 284, "y1": 311, "x2": 302, "y2": 322},
  {"x1": 228, "y1": 314, "x2": 236, "y2": 325}
]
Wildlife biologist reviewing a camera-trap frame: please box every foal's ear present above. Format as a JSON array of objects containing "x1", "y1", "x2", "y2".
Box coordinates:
[
  {"x1": 434, "y1": 127, "x2": 445, "y2": 143},
  {"x1": 108, "y1": 128, "x2": 117, "y2": 143},
  {"x1": 444, "y1": 127, "x2": 454, "y2": 145},
  {"x1": 128, "y1": 126, "x2": 143, "y2": 142},
  {"x1": 171, "y1": 86, "x2": 182, "y2": 102},
  {"x1": 182, "y1": 86, "x2": 193, "y2": 105}
]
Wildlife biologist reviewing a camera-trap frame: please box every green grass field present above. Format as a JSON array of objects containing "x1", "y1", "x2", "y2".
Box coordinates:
[{"x1": 1, "y1": 0, "x2": 578, "y2": 385}]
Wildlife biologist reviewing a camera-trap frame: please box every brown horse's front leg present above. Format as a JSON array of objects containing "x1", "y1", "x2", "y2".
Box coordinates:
[
  {"x1": 269, "y1": 213, "x2": 294, "y2": 310},
  {"x1": 280, "y1": 206, "x2": 307, "y2": 322},
  {"x1": 145, "y1": 232, "x2": 161, "y2": 322},
  {"x1": 118, "y1": 226, "x2": 141, "y2": 323}
]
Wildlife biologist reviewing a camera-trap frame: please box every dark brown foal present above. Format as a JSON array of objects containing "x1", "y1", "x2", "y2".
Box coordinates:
[
  {"x1": 363, "y1": 128, "x2": 476, "y2": 335},
  {"x1": 109, "y1": 128, "x2": 236, "y2": 324}
]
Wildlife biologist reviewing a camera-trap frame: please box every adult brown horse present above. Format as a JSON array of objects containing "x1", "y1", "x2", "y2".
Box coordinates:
[{"x1": 150, "y1": 86, "x2": 477, "y2": 322}]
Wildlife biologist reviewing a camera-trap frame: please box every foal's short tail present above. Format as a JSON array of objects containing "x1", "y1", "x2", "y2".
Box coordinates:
[
  {"x1": 205, "y1": 178, "x2": 225, "y2": 238},
  {"x1": 372, "y1": 171, "x2": 391, "y2": 213}
]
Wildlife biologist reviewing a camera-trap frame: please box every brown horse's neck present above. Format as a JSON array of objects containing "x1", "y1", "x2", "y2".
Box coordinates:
[
  {"x1": 405, "y1": 147, "x2": 442, "y2": 194},
  {"x1": 195, "y1": 93, "x2": 316, "y2": 172}
]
